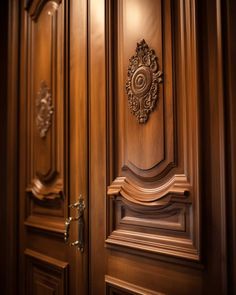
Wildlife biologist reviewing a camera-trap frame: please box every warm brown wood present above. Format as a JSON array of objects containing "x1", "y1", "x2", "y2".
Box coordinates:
[
  {"x1": 198, "y1": 0, "x2": 228, "y2": 292},
  {"x1": 69, "y1": 0, "x2": 88, "y2": 293},
  {"x1": 89, "y1": 0, "x2": 107, "y2": 293},
  {"x1": 6, "y1": 0, "x2": 235, "y2": 294},
  {"x1": 25, "y1": 249, "x2": 69, "y2": 295},
  {"x1": 105, "y1": 275, "x2": 165, "y2": 295},
  {"x1": 0, "y1": 0, "x2": 9, "y2": 293},
  {"x1": 5, "y1": 1, "x2": 20, "y2": 294},
  {"x1": 89, "y1": 0, "x2": 228, "y2": 294},
  {"x1": 18, "y1": 0, "x2": 88, "y2": 294},
  {"x1": 223, "y1": 0, "x2": 236, "y2": 292}
]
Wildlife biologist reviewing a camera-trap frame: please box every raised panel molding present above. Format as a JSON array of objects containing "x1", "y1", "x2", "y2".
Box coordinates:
[
  {"x1": 25, "y1": 249, "x2": 68, "y2": 295},
  {"x1": 23, "y1": 0, "x2": 67, "y2": 232},
  {"x1": 105, "y1": 0, "x2": 201, "y2": 261},
  {"x1": 105, "y1": 276, "x2": 165, "y2": 295}
]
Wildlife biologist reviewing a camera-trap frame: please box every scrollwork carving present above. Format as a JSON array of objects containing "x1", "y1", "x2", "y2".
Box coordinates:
[
  {"x1": 126, "y1": 39, "x2": 163, "y2": 123},
  {"x1": 36, "y1": 81, "x2": 54, "y2": 138}
]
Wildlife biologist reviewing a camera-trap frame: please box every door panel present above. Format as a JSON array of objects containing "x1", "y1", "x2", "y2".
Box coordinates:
[
  {"x1": 19, "y1": 0, "x2": 88, "y2": 294},
  {"x1": 89, "y1": 0, "x2": 227, "y2": 294},
  {"x1": 25, "y1": 0, "x2": 65, "y2": 232},
  {"x1": 106, "y1": 0, "x2": 200, "y2": 261}
]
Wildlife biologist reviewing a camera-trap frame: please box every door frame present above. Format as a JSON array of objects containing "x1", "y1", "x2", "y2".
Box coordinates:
[{"x1": 4, "y1": 0, "x2": 20, "y2": 294}]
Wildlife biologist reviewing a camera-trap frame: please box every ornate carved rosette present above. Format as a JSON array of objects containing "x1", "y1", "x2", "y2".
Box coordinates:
[
  {"x1": 36, "y1": 81, "x2": 54, "y2": 138},
  {"x1": 126, "y1": 39, "x2": 163, "y2": 123}
]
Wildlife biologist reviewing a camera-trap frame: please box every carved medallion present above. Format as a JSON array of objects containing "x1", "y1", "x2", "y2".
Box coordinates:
[
  {"x1": 36, "y1": 81, "x2": 54, "y2": 138},
  {"x1": 126, "y1": 39, "x2": 163, "y2": 123}
]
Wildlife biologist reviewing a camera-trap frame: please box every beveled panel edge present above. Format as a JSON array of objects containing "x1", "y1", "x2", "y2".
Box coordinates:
[
  {"x1": 106, "y1": 230, "x2": 200, "y2": 261},
  {"x1": 25, "y1": 248, "x2": 68, "y2": 269},
  {"x1": 118, "y1": 200, "x2": 187, "y2": 232},
  {"x1": 24, "y1": 215, "x2": 65, "y2": 236},
  {"x1": 105, "y1": 275, "x2": 165, "y2": 295},
  {"x1": 25, "y1": 249, "x2": 68, "y2": 295}
]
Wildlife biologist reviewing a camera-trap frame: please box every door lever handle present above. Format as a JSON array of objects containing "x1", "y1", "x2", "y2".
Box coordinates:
[{"x1": 64, "y1": 195, "x2": 85, "y2": 252}]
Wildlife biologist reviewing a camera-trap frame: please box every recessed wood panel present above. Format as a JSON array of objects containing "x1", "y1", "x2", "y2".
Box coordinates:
[
  {"x1": 24, "y1": 0, "x2": 66, "y2": 232},
  {"x1": 106, "y1": 0, "x2": 200, "y2": 261},
  {"x1": 25, "y1": 249, "x2": 68, "y2": 295}
]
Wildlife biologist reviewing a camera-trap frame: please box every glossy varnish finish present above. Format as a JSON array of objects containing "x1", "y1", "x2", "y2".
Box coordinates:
[
  {"x1": 105, "y1": 0, "x2": 200, "y2": 261},
  {"x1": 18, "y1": 0, "x2": 88, "y2": 294},
  {"x1": 89, "y1": 0, "x2": 229, "y2": 294},
  {"x1": 6, "y1": 0, "x2": 235, "y2": 294}
]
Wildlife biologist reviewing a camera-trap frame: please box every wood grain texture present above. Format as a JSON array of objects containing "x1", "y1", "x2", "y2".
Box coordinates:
[
  {"x1": 69, "y1": 0, "x2": 88, "y2": 293},
  {"x1": 18, "y1": 0, "x2": 88, "y2": 294},
  {"x1": 89, "y1": 0, "x2": 228, "y2": 293},
  {"x1": 5, "y1": 0, "x2": 20, "y2": 294},
  {"x1": 25, "y1": 249, "x2": 68, "y2": 295},
  {"x1": 105, "y1": 0, "x2": 201, "y2": 261},
  {"x1": 105, "y1": 276, "x2": 165, "y2": 295},
  {"x1": 9, "y1": 0, "x2": 232, "y2": 293},
  {"x1": 89, "y1": 0, "x2": 107, "y2": 293},
  {"x1": 198, "y1": 0, "x2": 227, "y2": 293},
  {"x1": 20, "y1": 0, "x2": 68, "y2": 237},
  {"x1": 25, "y1": 0, "x2": 65, "y2": 203}
]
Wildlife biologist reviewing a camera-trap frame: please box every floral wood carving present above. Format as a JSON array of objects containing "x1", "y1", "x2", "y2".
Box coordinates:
[
  {"x1": 126, "y1": 39, "x2": 163, "y2": 123},
  {"x1": 36, "y1": 81, "x2": 54, "y2": 138}
]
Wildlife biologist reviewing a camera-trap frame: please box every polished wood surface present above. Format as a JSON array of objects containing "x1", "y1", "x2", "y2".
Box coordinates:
[
  {"x1": 18, "y1": 0, "x2": 88, "y2": 294},
  {"x1": 4, "y1": 0, "x2": 236, "y2": 294},
  {"x1": 89, "y1": 0, "x2": 230, "y2": 294},
  {"x1": 105, "y1": 0, "x2": 200, "y2": 261}
]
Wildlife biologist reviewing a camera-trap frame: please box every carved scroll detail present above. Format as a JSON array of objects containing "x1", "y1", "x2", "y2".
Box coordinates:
[
  {"x1": 36, "y1": 81, "x2": 54, "y2": 138},
  {"x1": 126, "y1": 39, "x2": 163, "y2": 123}
]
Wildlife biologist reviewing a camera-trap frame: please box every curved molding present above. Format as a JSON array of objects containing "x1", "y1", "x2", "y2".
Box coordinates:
[
  {"x1": 26, "y1": 178, "x2": 63, "y2": 200},
  {"x1": 123, "y1": 160, "x2": 177, "y2": 181},
  {"x1": 108, "y1": 174, "x2": 190, "y2": 206},
  {"x1": 27, "y1": 0, "x2": 61, "y2": 20}
]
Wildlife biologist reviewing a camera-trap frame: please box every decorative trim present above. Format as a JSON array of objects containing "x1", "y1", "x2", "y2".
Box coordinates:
[
  {"x1": 36, "y1": 80, "x2": 54, "y2": 139},
  {"x1": 105, "y1": 275, "x2": 165, "y2": 295},
  {"x1": 25, "y1": 249, "x2": 68, "y2": 269},
  {"x1": 126, "y1": 39, "x2": 163, "y2": 123},
  {"x1": 26, "y1": 178, "x2": 63, "y2": 200},
  {"x1": 107, "y1": 175, "x2": 190, "y2": 206}
]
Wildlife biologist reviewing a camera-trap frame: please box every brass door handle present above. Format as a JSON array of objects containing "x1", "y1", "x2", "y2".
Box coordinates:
[{"x1": 64, "y1": 195, "x2": 85, "y2": 252}]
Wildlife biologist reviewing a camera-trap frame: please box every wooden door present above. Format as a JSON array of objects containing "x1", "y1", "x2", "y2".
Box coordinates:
[
  {"x1": 18, "y1": 0, "x2": 88, "y2": 294},
  {"x1": 89, "y1": 0, "x2": 228, "y2": 294}
]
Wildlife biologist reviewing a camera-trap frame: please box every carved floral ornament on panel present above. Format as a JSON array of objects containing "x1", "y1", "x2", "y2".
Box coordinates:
[
  {"x1": 36, "y1": 81, "x2": 54, "y2": 138},
  {"x1": 126, "y1": 39, "x2": 163, "y2": 123}
]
